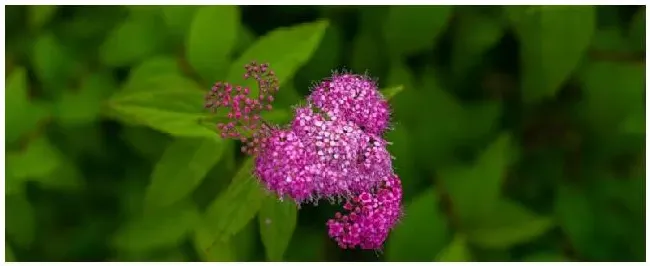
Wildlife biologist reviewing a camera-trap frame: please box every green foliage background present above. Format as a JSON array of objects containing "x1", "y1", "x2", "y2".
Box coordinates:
[{"x1": 5, "y1": 5, "x2": 646, "y2": 262}]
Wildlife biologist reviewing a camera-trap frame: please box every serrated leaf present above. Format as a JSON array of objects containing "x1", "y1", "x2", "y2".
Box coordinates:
[
  {"x1": 112, "y1": 201, "x2": 200, "y2": 252},
  {"x1": 144, "y1": 137, "x2": 224, "y2": 211},
  {"x1": 227, "y1": 20, "x2": 328, "y2": 97},
  {"x1": 380, "y1": 85, "x2": 404, "y2": 101},
  {"x1": 100, "y1": 15, "x2": 168, "y2": 67},
  {"x1": 6, "y1": 193, "x2": 35, "y2": 248},
  {"x1": 5, "y1": 68, "x2": 49, "y2": 144},
  {"x1": 452, "y1": 10, "x2": 506, "y2": 76},
  {"x1": 465, "y1": 199, "x2": 554, "y2": 249},
  {"x1": 440, "y1": 133, "x2": 515, "y2": 220},
  {"x1": 507, "y1": 6, "x2": 596, "y2": 104},
  {"x1": 203, "y1": 158, "x2": 264, "y2": 243},
  {"x1": 107, "y1": 75, "x2": 216, "y2": 138},
  {"x1": 259, "y1": 196, "x2": 298, "y2": 261},
  {"x1": 383, "y1": 6, "x2": 453, "y2": 56},
  {"x1": 54, "y1": 72, "x2": 116, "y2": 126},
  {"x1": 187, "y1": 6, "x2": 240, "y2": 83},
  {"x1": 28, "y1": 5, "x2": 57, "y2": 30},
  {"x1": 386, "y1": 189, "x2": 449, "y2": 262},
  {"x1": 436, "y1": 235, "x2": 471, "y2": 262}
]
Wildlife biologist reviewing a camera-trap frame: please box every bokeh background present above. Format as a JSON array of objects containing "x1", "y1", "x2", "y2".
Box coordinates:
[{"x1": 5, "y1": 5, "x2": 646, "y2": 262}]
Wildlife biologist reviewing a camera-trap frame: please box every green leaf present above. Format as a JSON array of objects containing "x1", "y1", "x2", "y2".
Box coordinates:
[
  {"x1": 436, "y1": 235, "x2": 472, "y2": 262},
  {"x1": 54, "y1": 72, "x2": 116, "y2": 126},
  {"x1": 579, "y1": 61, "x2": 645, "y2": 132},
  {"x1": 194, "y1": 218, "x2": 236, "y2": 262},
  {"x1": 227, "y1": 20, "x2": 328, "y2": 97},
  {"x1": 298, "y1": 24, "x2": 343, "y2": 81},
  {"x1": 464, "y1": 199, "x2": 554, "y2": 249},
  {"x1": 258, "y1": 196, "x2": 298, "y2": 261},
  {"x1": 121, "y1": 126, "x2": 172, "y2": 161},
  {"x1": 144, "y1": 137, "x2": 224, "y2": 211},
  {"x1": 5, "y1": 68, "x2": 49, "y2": 144},
  {"x1": 233, "y1": 25, "x2": 257, "y2": 58},
  {"x1": 100, "y1": 15, "x2": 168, "y2": 67},
  {"x1": 161, "y1": 6, "x2": 198, "y2": 41},
  {"x1": 203, "y1": 158, "x2": 264, "y2": 243},
  {"x1": 186, "y1": 6, "x2": 240, "y2": 82},
  {"x1": 440, "y1": 133, "x2": 515, "y2": 219},
  {"x1": 6, "y1": 242, "x2": 16, "y2": 262},
  {"x1": 452, "y1": 10, "x2": 506, "y2": 76},
  {"x1": 383, "y1": 6, "x2": 453, "y2": 56},
  {"x1": 507, "y1": 6, "x2": 596, "y2": 104},
  {"x1": 386, "y1": 189, "x2": 449, "y2": 262},
  {"x1": 28, "y1": 5, "x2": 57, "y2": 30},
  {"x1": 31, "y1": 32, "x2": 80, "y2": 90},
  {"x1": 380, "y1": 85, "x2": 404, "y2": 101},
  {"x1": 126, "y1": 56, "x2": 182, "y2": 89},
  {"x1": 6, "y1": 193, "x2": 35, "y2": 248},
  {"x1": 285, "y1": 228, "x2": 326, "y2": 261},
  {"x1": 7, "y1": 136, "x2": 63, "y2": 185},
  {"x1": 112, "y1": 201, "x2": 200, "y2": 252},
  {"x1": 107, "y1": 75, "x2": 216, "y2": 138}
]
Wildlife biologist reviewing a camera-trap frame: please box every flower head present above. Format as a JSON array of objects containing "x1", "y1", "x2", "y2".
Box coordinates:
[
  {"x1": 326, "y1": 174, "x2": 403, "y2": 250},
  {"x1": 309, "y1": 73, "x2": 390, "y2": 136},
  {"x1": 204, "y1": 61, "x2": 279, "y2": 155}
]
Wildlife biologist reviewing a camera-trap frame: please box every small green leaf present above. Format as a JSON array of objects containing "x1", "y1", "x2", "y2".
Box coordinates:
[
  {"x1": 440, "y1": 133, "x2": 515, "y2": 220},
  {"x1": 259, "y1": 196, "x2": 298, "y2": 261},
  {"x1": 6, "y1": 193, "x2": 35, "y2": 248},
  {"x1": 144, "y1": 137, "x2": 224, "y2": 211},
  {"x1": 31, "y1": 32, "x2": 80, "y2": 91},
  {"x1": 383, "y1": 6, "x2": 453, "y2": 56},
  {"x1": 507, "y1": 6, "x2": 596, "y2": 104},
  {"x1": 54, "y1": 72, "x2": 116, "y2": 126},
  {"x1": 204, "y1": 158, "x2": 264, "y2": 242},
  {"x1": 227, "y1": 20, "x2": 328, "y2": 97},
  {"x1": 126, "y1": 56, "x2": 182, "y2": 90},
  {"x1": 7, "y1": 136, "x2": 63, "y2": 184},
  {"x1": 436, "y1": 235, "x2": 472, "y2": 262},
  {"x1": 464, "y1": 199, "x2": 554, "y2": 249},
  {"x1": 186, "y1": 6, "x2": 240, "y2": 82},
  {"x1": 380, "y1": 85, "x2": 404, "y2": 101},
  {"x1": 386, "y1": 189, "x2": 449, "y2": 262},
  {"x1": 161, "y1": 6, "x2": 198, "y2": 41},
  {"x1": 6, "y1": 242, "x2": 16, "y2": 262},
  {"x1": 107, "y1": 75, "x2": 215, "y2": 138},
  {"x1": 28, "y1": 5, "x2": 57, "y2": 30},
  {"x1": 100, "y1": 15, "x2": 168, "y2": 67},
  {"x1": 112, "y1": 201, "x2": 200, "y2": 252},
  {"x1": 5, "y1": 68, "x2": 49, "y2": 144},
  {"x1": 452, "y1": 10, "x2": 506, "y2": 76}
]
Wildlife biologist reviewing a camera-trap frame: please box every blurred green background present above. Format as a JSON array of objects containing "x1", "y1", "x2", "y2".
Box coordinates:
[{"x1": 5, "y1": 5, "x2": 646, "y2": 262}]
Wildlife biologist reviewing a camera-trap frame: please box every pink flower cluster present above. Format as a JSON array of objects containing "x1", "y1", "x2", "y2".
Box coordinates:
[{"x1": 204, "y1": 62, "x2": 403, "y2": 250}]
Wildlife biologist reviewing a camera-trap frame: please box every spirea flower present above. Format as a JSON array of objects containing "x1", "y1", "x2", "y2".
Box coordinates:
[
  {"x1": 309, "y1": 73, "x2": 391, "y2": 135},
  {"x1": 327, "y1": 174, "x2": 403, "y2": 250},
  {"x1": 204, "y1": 62, "x2": 402, "y2": 250}
]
